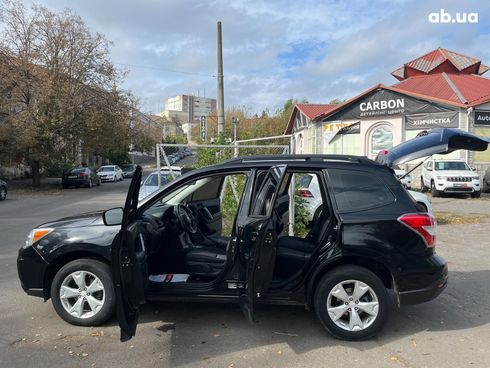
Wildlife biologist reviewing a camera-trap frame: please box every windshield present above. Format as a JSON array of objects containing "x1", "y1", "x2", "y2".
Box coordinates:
[
  {"x1": 143, "y1": 173, "x2": 171, "y2": 187},
  {"x1": 99, "y1": 166, "x2": 114, "y2": 172},
  {"x1": 121, "y1": 164, "x2": 134, "y2": 170},
  {"x1": 435, "y1": 161, "x2": 470, "y2": 171}
]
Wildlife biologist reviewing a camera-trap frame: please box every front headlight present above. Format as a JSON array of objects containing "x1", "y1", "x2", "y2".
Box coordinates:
[
  {"x1": 25, "y1": 228, "x2": 54, "y2": 248},
  {"x1": 472, "y1": 176, "x2": 480, "y2": 181}
]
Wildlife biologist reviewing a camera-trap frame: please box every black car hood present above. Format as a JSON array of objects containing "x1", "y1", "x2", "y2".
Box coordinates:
[
  {"x1": 376, "y1": 128, "x2": 490, "y2": 167},
  {"x1": 39, "y1": 210, "x2": 106, "y2": 229}
]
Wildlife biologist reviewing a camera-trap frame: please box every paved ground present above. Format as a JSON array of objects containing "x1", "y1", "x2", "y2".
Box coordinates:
[{"x1": 0, "y1": 182, "x2": 489, "y2": 368}]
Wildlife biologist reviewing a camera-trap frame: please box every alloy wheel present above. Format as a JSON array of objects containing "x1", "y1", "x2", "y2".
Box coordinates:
[
  {"x1": 326, "y1": 280, "x2": 379, "y2": 332},
  {"x1": 59, "y1": 270, "x2": 105, "y2": 319},
  {"x1": 0, "y1": 186, "x2": 6, "y2": 200}
]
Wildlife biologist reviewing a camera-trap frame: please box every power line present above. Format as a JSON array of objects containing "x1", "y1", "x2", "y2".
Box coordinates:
[{"x1": 113, "y1": 62, "x2": 216, "y2": 78}]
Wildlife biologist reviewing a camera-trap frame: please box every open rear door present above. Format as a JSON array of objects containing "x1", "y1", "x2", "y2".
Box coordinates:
[
  {"x1": 376, "y1": 128, "x2": 490, "y2": 167},
  {"x1": 111, "y1": 165, "x2": 148, "y2": 342},
  {"x1": 238, "y1": 165, "x2": 287, "y2": 322}
]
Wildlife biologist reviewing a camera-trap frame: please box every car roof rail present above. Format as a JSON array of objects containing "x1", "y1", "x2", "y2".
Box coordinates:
[{"x1": 220, "y1": 154, "x2": 377, "y2": 166}]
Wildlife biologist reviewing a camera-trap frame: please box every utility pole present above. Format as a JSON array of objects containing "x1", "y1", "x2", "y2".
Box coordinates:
[{"x1": 217, "y1": 21, "x2": 225, "y2": 137}]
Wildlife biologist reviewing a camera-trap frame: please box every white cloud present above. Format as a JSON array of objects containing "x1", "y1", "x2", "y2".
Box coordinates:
[{"x1": 22, "y1": 0, "x2": 490, "y2": 114}]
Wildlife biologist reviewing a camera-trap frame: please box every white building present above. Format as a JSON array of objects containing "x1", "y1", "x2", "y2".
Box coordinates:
[{"x1": 161, "y1": 95, "x2": 216, "y2": 141}]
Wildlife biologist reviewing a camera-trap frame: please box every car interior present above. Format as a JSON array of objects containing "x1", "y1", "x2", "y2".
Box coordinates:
[{"x1": 139, "y1": 169, "x2": 331, "y2": 290}]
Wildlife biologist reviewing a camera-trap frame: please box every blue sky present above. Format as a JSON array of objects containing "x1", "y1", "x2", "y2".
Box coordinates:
[{"x1": 23, "y1": 0, "x2": 490, "y2": 114}]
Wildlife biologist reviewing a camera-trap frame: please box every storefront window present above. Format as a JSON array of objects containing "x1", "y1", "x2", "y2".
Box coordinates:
[{"x1": 370, "y1": 126, "x2": 393, "y2": 155}]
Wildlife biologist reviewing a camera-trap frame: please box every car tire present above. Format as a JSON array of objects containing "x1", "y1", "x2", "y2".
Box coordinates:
[
  {"x1": 420, "y1": 177, "x2": 428, "y2": 192},
  {"x1": 430, "y1": 181, "x2": 441, "y2": 197},
  {"x1": 314, "y1": 265, "x2": 388, "y2": 340},
  {"x1": 483, "y1": 179, "x2": 488, "y2": 193},
  {"x1": 471, "y1": 191, "x2": 481, "y2": 198},
  {"x1": 62, "y1": 184, "x2": 68, "y2": 189},
  {"x1": 51, "y1": 259, "x2": 115, "y2": 327},
  {"x1": 0, "y1": 185, "x2": 7, "y2": 200}
]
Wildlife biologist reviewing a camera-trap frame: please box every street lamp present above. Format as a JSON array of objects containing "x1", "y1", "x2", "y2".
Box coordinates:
[{"x1": 232, "y1": 117, "x2": 240, "y2": 157}]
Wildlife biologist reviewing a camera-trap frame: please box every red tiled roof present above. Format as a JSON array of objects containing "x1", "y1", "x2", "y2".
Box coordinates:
[
  {"x1": 391, "y1": 47, "x2": 489, "y2": 81},
  {"x1": 394, "y1": 73, "x2": 490, "y2": 106},
  {"x1": 296, "y1": 104, "x2": 335, "y2": 120},
  {"x1": 284, "y1": 104, "x2": 336, "y2": 134}
]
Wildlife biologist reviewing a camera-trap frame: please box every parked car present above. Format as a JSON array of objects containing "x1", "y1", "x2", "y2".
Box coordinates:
[
  {"x1": 295, "y1": 173, "x2": 322, "y2": 220},
  {"x1": 62, "y1": 168, "x2": 101, "y2": 189},
  {"x1": 0, "y1": 179, "x2": 7, "y2": 201},
  {"x1": 393, "y1": 165, "x2": 412, "y2": 189},
  {"x1": 407, "y1": 189, "x2": 433, "y2": 215},
  {"x1": 138, "y1": 168, "x2": 182, "y2": 201},
  {"x1": 121, "y1": 164, "x2": 137, "y2": 178},
  {"x1": 421, "y1": 159, "x2": 481, "y2": 197},
  {"x1": 96, "y1": 165, "x2": 123, "y2": 182},
  {"x1": 483, "y1": 167, "x2": 490, "y2": 193},
  {"x1": 17, "y1": 129, "x2": 489, "y2": 341}
]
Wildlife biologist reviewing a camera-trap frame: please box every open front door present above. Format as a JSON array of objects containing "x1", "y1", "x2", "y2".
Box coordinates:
[
  {"x1": 111, "y1": 165, "x2": 148, "y2": 342},
  {"x1": 238, "y1": 165, "x2": 287, "y2": 322}
]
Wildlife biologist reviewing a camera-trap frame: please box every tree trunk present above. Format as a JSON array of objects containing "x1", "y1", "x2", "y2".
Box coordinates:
[{"x1": 31, "y1": 161, "x2": 41, "y2": 186}]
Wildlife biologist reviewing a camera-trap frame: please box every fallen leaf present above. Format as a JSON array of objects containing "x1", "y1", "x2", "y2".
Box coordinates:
[
  {"x1": 390, "y1": 356, "x2": 398, "y2": 361},
  {"x1": 277, "y1": 350, "x2": 283, "y2": 355}
]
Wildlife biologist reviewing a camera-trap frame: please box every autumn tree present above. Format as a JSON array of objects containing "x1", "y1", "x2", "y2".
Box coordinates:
[{"x1": 0, "y1": 0, "x2": 134, "y2": 184}]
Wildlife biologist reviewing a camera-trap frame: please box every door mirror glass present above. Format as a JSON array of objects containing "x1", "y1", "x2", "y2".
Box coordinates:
[{"x1": 103, "y1": 207, "x2": 123, "y2": 226}]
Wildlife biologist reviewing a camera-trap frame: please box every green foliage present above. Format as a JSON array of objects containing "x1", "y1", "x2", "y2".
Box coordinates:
[
  {"x1": 220, "y1": 174, "x2": 246, "y2": 236},
  {"x1": 107, "y1": 151, "x2": 130, "y2": 166},
  {"x1": 294, "y1": 194, "x2": 310, "y2": 238},
  {"x1": 43, "y1": 158, "x2": 77, "y2": 177}
]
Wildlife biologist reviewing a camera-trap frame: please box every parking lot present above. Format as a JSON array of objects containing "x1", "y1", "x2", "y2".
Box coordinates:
[{"x1": 0, "y1": 182, "x2": 489, "y2": 368}]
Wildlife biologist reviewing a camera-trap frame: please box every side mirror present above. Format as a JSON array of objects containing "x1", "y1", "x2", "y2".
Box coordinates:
[
  {"x1": 103, "y1": 207, "x2": 123, "y2": 226},
  {"x1": 427, "y1": 167, "x2": 432, "y2": 171},
  {"x1": 471, "y1": 167, "x2": 476, "y2": 171}
]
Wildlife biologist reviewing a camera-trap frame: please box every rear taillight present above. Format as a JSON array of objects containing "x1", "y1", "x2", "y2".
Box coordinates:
[
  {"x1": 296, "y1": 189, "x2": 314, "y2": 198},
  {"x1": 398, "y1": 213, "x2": 437, "y2": 248}
]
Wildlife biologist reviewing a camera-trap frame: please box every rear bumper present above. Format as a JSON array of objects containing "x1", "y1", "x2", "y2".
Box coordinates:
[
  {"x1": 397, "y1": 255, "x2": 448, "y2": 306},
  {"x1": 17, "y1": 245, "x2": 49, "y2": 299},
  {"x1": 62, "y1": 178, "x2": 90, "y2": 187}
]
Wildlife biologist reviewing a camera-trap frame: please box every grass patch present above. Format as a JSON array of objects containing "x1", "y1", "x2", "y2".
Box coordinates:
[{"x1": 435, "y1": 211, "x2": 487, "y2": 225}]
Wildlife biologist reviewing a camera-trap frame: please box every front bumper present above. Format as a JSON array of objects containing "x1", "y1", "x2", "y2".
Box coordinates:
[
  {"x1": 17, "y1": 245, "x2": 49, "y2": 299},
  {"x1": 436, "y1": 181, "x2": 480, "y2": 193},
  {"x1": 99, "y1": 175, "x2": 115, "y2": 182}
]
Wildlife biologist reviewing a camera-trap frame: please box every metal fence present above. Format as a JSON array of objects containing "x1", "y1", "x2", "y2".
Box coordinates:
[{"x1": 154, "y1": 141, "x2": 294, "y2": 235}]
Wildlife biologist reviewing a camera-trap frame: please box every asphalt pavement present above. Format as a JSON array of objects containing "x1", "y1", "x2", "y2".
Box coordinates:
[{"x1": 0, "y1": 181, "x2": 489, "y2": 368}]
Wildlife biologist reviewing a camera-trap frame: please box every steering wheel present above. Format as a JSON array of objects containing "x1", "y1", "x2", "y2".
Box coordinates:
[{"x1": 174, "y1": 204, "x2": 198, "y2": 234}]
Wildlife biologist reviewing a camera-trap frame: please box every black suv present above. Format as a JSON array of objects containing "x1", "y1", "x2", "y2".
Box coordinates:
[{"x1": 17, "y1": 129, "x2": 489, "y2": 341}]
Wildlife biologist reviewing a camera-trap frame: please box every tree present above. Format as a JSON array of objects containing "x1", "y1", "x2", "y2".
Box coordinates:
[{"x1": 0, "y1": 0, "x2": 125, "y2": 184}]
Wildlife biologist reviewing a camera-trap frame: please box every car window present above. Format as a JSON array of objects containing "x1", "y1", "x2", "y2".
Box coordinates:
[
  {"x1": 70, "y1": 168, "x2": 86, "y2": 173},
  {"x1": 328, "y1": 169, "x2": 395, "y2": 213},
  {"x1": 99, "y1": 166, "x2": 114, "y2": 172},
  {"x1": 190, "y1": 177, "x2": 222, "y2": 201},
  {"x1": 144, "y1": 173, "x2": 170, "y2": 187},
  {"x1": 297, "y1": 173, "x2": 313, "y2": 188},
  {"x1": 434, "y1": 161, "x2": 469, "y2": 171}
]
